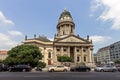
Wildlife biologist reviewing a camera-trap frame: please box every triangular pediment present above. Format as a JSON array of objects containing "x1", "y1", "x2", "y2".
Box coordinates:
[{"x1": 55, "y1": 35, "x2": 90, "y2": 43}]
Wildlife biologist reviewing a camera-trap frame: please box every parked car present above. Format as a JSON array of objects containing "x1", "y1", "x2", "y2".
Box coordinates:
[
  {"x1": 48, "y1": 65, "x2": 70, "y2": 72},
  {"x1": 35, "y1": 66, "x2": 42, "y2": 71},
  {"x1": 0, "y1": 63, "x2": 9, "y2": 72},
  {"x1": 0, "y1": 63, "x2": 3, "y2": 71},
  {"x1": 70, "y1": 65, "x2": 91, "y2": 72},
  {"x1": 94, "y1": 65, "x2": 117, "y2": 72},
  {"x1": 8, "y1": 65, "x2": 32, "y2": 72},
  {"x1": 116, "y1": 65, "x2": 120, "y2": 72}
]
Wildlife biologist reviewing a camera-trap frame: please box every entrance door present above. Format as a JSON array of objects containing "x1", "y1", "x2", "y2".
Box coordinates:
[
  {"x1": 70, "y1": 47, "x2": 74, "y2": 62},
  {"x1": 48, "y1": 60, "x2": 51, "y2": 65}
]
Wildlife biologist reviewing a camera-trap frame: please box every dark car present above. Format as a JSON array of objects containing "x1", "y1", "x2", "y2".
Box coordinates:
[
  {"x1": 0, "y1": 63, "x2": 9, "y2": 72},
  {"x1": 9, "y1": 65, "x2": 32, "y2": 72},
  {"x1": 116, "y1": 65, "x2": 120, "y2": 72},
  {"x1": 70, "y1": 66, "x2": 91, "y2": 72},
  {"x1": 35, "y1": 66, "x2": 42, "y2": 71},
  {"x1": 0, "y1": 63, "x2": 3, "y2": 71}
]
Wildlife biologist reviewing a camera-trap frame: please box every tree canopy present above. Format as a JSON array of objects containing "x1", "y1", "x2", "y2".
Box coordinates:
[
  {"x1": 4, "y1": 44, "x2": 43, "y2": 67},
  {"x1": 114, "y1": 59, "x2": 120, "y2": 64},
  {"x1": 57, "y1": 56, "x2": 72, "y2": 62}
]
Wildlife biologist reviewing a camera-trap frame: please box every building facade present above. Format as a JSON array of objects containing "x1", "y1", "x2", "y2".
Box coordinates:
[
  {"x1": 96, "y1": 41, "x2": 120, "y2": 64},
  {"x1": 23, "y1": 9, "x2": 95, "y2": 67},
  {"x1": 94, "y1": 54, "x2": 97, "y2": 64},
  {"x1": 110, "y1": 41, "x2": 120, "y2": 61},
  {"x1": 96, "y1": 46, "x2": 110, "y2": 64},
  {"x1": 0, "y1": 50, "x2": 8, "y2": 61}
]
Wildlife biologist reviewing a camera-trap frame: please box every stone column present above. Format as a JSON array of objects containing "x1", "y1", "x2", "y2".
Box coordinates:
[
  {"x1": 65, "y1": 24, "x2": 66, "y2": 35},
  {"x1": 74, "y1": 46, "x2": 77, "y2": 63},
  {"x1": 69, "y1": 24, "x2": 71, "y2": 34},
  {"x1": 81, "y1": 47, "x2": 83, "y2": 63},
  {"x1": 89, "y1": 48, "x2": 92, "y2": 63},
  {"x1": 68, "y1": 46, "x2": 70, "y2": 57},
  {"x1": 89, "y1": 47, "x2": 95, "y2": 67},
  {"x1": 43, "y1": 47, "x2": 47, "y2": 65},
  {"x1": 53, "y1": 47, "x2": 57, "y2": 63},
  {"x1": 80, "y1": 47, "x2": 83, "y2": 63},
  {"x1": 91, "y1": 48, "x2": 94, "y2": 63},
  {"x1": 87, "y1": 48, "x2": 89, "y2": 63},
  {"x1": 61, "y1": 46, "x2": 63, "y2": 56}
]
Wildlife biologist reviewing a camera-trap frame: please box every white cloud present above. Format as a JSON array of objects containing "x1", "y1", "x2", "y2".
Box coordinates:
[
  {"x1": 0, "y1": 33, "x2": 18, "y2": 50},
  {"x1": 0, "y1": 11, "x2": 24, "y2": 50},
  {"x1": 8, "y1": 30, "x2": 23, "y2": 36},
  {"x1": 89, "y1": 35, "x2": 111, "y2": 44},
  {"x1": 91, "y1": 0, "x2": 120, "y2": 30},
  {"x1": 48, "y1": 38, "x2": 54, "y2": 41},
  {"x1": 0, "y1": 11, "x2": 14, "y2": 27}
]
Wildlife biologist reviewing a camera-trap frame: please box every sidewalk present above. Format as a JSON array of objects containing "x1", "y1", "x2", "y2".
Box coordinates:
[
  {"x1": 42, "y1": 68, "x2": 48, "y2": 72},
  {"x1": 31, "y1": 67, "x2": 48, "y2": 72}
]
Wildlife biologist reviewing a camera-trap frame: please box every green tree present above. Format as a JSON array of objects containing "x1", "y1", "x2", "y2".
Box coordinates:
[
  {"x1": 57, "y1": 56, "x2": 72, "y2": 62},
  {"x1": 38, "y1": 62, "x2": 46, "y2": 68},
  {"x1": 4, "y1": 44, "x2": 43, "y2": 67},
  {"x1": 0, "y1": 60, "x2": 3, "y2": 63},
  {"x1": 114, "y1": 59, "x2": 120, "y2": 64}
]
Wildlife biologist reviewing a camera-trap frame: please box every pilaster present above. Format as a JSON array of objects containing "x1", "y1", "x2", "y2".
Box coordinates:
[
  {"x1": 81, "y1": 47, "x2": 84, "y2": 63},
  {"x1": 61, "y1": 46, "x2": 63, "y2": 56},
  {"x1": 68, "y1": 47, "x2": 70, "y2": 57},
  {"x1": 53, "y1": 47, "x2": 57, "y2": 63}
]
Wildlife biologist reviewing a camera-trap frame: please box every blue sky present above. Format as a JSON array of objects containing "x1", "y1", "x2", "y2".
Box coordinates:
[{"x1": 0, "y1": 0, "x2": 120, "y2": 53}]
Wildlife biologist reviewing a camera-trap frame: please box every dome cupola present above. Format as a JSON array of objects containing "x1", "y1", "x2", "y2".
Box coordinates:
[
  {"x1": 56, "y1": 9, "x2": 75, "y2": 37},
  {"x1": 58, "y1": 9, "x2": 73, "y2": 23}
]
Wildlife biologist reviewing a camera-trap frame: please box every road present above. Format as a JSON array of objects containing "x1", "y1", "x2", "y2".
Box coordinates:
[{"x1": 0, "y1": 72, "x2": 120, "y2": 80}]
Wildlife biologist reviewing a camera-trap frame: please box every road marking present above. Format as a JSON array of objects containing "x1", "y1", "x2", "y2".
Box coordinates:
[
  {"x1": 71, "y1": 75, "x2": 96, "y2": 78},
  {"x1": 24, "y1": 75, "x2": 49, "y2": 78}
]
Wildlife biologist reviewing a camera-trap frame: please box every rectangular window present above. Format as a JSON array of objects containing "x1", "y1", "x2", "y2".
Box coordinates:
[
  {"x1": 83, "y1": 49, "x2": 86, "y2": 52},
  {"x1": 64, "y1": 49, "x2": 66, "y2": 52},
  {"x1": 57, "y1": 49, "x2": 60, "y2": 52},
  {"x1": 77, "y1": 49, "x2": 79, "y2": 52}
]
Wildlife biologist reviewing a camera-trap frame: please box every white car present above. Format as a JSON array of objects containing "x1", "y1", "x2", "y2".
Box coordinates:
[
  {"x1": 95, "y1": 65, "x2": 117, "y2": 72},
  {"x1": 48, "y1": 65, "x2": 70, "y2": 72}
]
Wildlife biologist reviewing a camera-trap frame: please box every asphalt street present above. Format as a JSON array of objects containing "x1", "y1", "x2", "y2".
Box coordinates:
[{"x1": 0, "y1": 72, "x2": 120, "y2": 80}]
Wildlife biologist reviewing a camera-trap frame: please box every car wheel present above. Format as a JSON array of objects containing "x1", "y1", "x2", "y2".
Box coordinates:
[
  {"x1": 118, "y1": 69, "x2": 120, "y2": 72},
  {"x1": 72, "y1": 69, "x2": 75, "y2": 72},
  {"x1": 51, "y1": 69, "x2": 54, "y2": 72},
  {"x1": 112, "y1": 69, "x2": 116, "y2": 72},
  {"x1": 100, "y1": 69, "x2": 104, "y2": 72},
  {"x1": 86, "y1": 69, "x2": 90, "y2": 72},
  {"x1": 63, "y1": 69, "x2": 67, "y2": 72},
  {"x1": 0, "y1": 69, "x2": 2, "y2": 72},
  {"x1": 8, "y1": 68, "x2": 12, "y2": 72},
  {"x1": 22, "y1": 69, "x2": 26, "y2": 72}
]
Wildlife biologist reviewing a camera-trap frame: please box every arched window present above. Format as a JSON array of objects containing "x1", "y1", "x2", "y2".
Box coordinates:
[
  {"x1": 83, "y1": 49, "x2": 86, "y2": 52},
  {"x1": 48, "y1": 52, "x2": 51, "y2": 58},
  {"x1": 77, "y1": 56, "x2": 80, "y2": 62},
  {"x1": 84, "y1": 56, "x2": 86, "y2": 62},
  {"x1": 63, "y1": 31, "x2": 65, "y2": 35}
]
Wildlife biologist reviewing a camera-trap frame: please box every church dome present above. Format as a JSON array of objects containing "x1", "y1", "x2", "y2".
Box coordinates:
[
  {"x1": 58, "y1": 9, "x2": 73, "y2": 23},
  {"x1": 59, "y1": 9, "x2": 72, "y2": 19},
  {"x1": 56, "y1": 9, "x2": 75, "y2": 36}
]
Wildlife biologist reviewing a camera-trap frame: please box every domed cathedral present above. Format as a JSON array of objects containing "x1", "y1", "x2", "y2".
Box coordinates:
[
  {"x1": 53, "y1": 9, "x2": 95, "y2": 67},
  {"x1": 23, "y1": 9, "x2": 95, "y2": 67}
]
